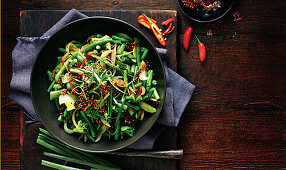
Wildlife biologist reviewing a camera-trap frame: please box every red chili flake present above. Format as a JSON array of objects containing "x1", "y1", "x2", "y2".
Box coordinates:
[
  {"x1": 233, "y1": 11, "x2": 243, "y2": 22},
  {"x1": 164, "y1": 23, "x2": 173, "y2": 34},
  {"x1": 130, "y1": 108, "x2": 136, "y2": 113},
  {"x1": 61, "y1": 58, "x2": 65, "y2": 64},
  {"x1": 70, "y1": 81, "x2": 78, "y2": 93},
  {"x1": 80, "y1": 58, "x2": 86, "y2": 69},
  {"x1": 135, "y1": 86, "x2": 142, "y2": 98},
  {"x1": 206, "y1": 29, "x2": 213, "y2": 36},
  {"x1": 78, "y1": 72, "x2": 84, "y2": 76}
]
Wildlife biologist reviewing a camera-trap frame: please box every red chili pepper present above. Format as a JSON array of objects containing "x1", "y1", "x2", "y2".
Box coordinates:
[
  {"x1": 80, "y1": 58, "x2": 86, "y2": 69},
  {"x1": 78, "y1": 72, "x2": 84, "y2": 76},
  {"x1": 61, "y1": 58, "x2": 65, "y2": 64},
  {"x1": 161, "y1": 18, "x2": 174, "y2": 25},
  {"x1": 128, "y1": 89, "x2": 138, "y2": 95},
  {"x1": 70, "y1": 81, "x2": 78, "y2": 93},
  {"x1": 135, "y1": 86, "x2": 142, "y2": 98},
  {"x1": 142, "y1": 14, "x2": 166, "y2": 46},
  {"x1": 183, "y1": 26, "x2": 194, "y2": 51},
  {"x1": 129, "y1": 108, "x2": 136, "y2": 113},
  {"x1": 194, "y1": 34, "x2": 206, "y2": 62},
  {"x1": 164, "y1": 23, "x2": 173, "y2": 34},
  {"x1": 137, "y1": 15, "x2": 157, "y2": 29}
]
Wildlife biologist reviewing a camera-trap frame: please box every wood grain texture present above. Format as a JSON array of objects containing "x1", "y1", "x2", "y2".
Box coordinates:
[{"x1": 2, "y1": 0, "x2": 286, "y2": 169}]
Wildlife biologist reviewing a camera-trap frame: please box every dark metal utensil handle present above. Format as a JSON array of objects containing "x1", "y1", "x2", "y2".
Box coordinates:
[{"x1": 106, "y1": 149, "x2": 183, "y2": 159}]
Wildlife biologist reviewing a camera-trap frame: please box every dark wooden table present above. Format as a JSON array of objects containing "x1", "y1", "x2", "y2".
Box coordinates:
[{"x1": 2, "y1": 0, "x2": 286, "y2": 169}]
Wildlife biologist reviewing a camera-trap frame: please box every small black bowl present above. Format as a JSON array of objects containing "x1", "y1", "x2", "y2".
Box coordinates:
[
  {"x1": 31, "y1": 17, "x2": 166, "y2": 152},
  {"x1": 177, "y1": 0, "x2": 235, "y2": 22}
]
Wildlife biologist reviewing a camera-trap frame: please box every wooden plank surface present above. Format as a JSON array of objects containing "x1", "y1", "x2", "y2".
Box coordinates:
[
  {"x1": 2, "y1": 0, "x2": 286, "y2": 169},
  {"x1": 19, "y1": 10, "x2": 178, "y2": 170}
]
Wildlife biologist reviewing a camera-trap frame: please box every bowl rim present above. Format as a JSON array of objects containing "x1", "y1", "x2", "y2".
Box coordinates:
[
  {"x1": 177, "y1": 0, "x2": 235, "y2": 23},
  {"x1": 30, "y1": 16, "x2": 166, "y2": 152}
]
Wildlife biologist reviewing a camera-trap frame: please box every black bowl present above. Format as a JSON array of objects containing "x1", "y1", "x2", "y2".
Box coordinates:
[
  {"x1": 31, "y1": 17, "x2": 166, "y2": 152},
  {"x1": 177, "y1": 0, "x2": 235, "y2": 22}
]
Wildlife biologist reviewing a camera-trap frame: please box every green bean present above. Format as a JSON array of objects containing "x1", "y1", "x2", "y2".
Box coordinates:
[
  {"x1": 121, "y1": 56, "x2": 134, "y2": 65},
  {"x1": 135, "y1": 95, "x2": 143, "y2": 103},
  {"x1": 112, "y1": 35, "x2": 129, "y2": 43},
  {"x1": 58, "y1": 47, "x2": 66, "y2": 53},
  {"x1": 113, "y1": 40, "x2": 122, "y2": 44},
  {"x1": 69, "y1": 59, "x2": 77, "y2": 66},
  {"x1": 74, "y1": 43, "x2": 83, "y2": 48},
  {"x1": 141, "y1": 48, "x2": 149, "y2": 60},
  {"x1": 55, "y1": 99, "x2": 60, "y2": 111},
  {"x1": 70, "y1": 68, "x2": 84, "y2": 74},
  {"x1": 131, "y1": 65, "x2": 136, "y2": 73},
  {"x1": 124, "y1": 70, "x2": 128, "y2": 84},
  {"x1": 136, "y1": 46, "x2": 141, "y2": 67},
  {"x1": 116, "y1": 43, "x2": 126, "y2": 55},
  {"x1": 86, "y1": 134, "x2": 95, "y2": 142},
  {"x1": 143, "y1": 88, "x2": 155, "y2": 100},
  {"x1": 125, "y1": 93, "x2": 135, "y2": 101},
  {"x1": 55, "y1": 60, "x2": 70, "y2": 81},
  {"x1": 134, "y1": 82, "x2": 142, "y2": 88},
  {"x1": 115, "y1": 33, "x2": 133, "y2": 41},
  {"x1": 82, "y1": 38, "x2": 113, "y2": 52},
  {"x1": 153, "y1": 88, "x2": 160, "y2": 100},
  {"x1": 108, "y1": 87, "x2": 113, "y2": 116},
  {"x1": 146, "y1": 70, "x2": 153, "y2": 90},
  {"x1": 114, "y1": 111, "x2": 122, "y2": 140},
  {"x1": 97, "y1": 33, "x2": 104, "y2": 38},
  {"x1": 125, "y1": 102, "x2": 140, "y2": 111},
  {"x1": 47, "y1": 80, "x2": 56, "y2": 92},
  {"x1": 80, "y1": 111, "x2": 96, "y2": 137}
]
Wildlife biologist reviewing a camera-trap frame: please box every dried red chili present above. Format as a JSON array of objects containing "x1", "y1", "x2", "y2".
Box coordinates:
[
  {"x1": 164, "y1": 23, "x2": 173, "y2": 34},
  {"x1": 194, "y1": 34, "x2": 206, "y2": 62},
  {"x1": 166, "y1": 25, "x2": 175, "y2": 34},
  {"x1": 161, "y1": 18, "x2": 174, "y2": 25}
]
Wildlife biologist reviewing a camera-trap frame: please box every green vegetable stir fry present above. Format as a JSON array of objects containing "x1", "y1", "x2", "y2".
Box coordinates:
[{"x1": 47, "y1": 33, "x2": 160, "y2": 143}]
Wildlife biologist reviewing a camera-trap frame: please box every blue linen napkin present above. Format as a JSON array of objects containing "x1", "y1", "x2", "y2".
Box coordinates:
[{"x1": 9, "y1": 9, "x2": 195, "y2": 149}]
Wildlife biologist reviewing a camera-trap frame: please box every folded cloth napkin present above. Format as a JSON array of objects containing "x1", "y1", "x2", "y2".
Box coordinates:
[{"x1": 9, "y1": 9, "x2": 195, "y2": 149}]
